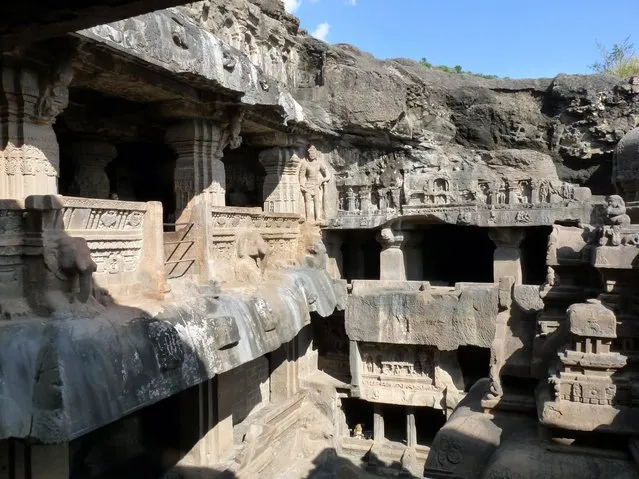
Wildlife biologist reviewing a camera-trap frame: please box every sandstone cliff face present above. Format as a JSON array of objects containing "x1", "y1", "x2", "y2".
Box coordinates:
[{"x1": 181, "y1": 0, "x2": 639, "y2": 194}]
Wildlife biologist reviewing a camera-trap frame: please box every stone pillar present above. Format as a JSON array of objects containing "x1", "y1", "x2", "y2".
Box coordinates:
[
  {"x1": 349, "y1": 340, "x2": 362, "y2": 397},
  {"x1": 403, "y1": 231, "x2": 423, "y2": 281},
  {"x1": 166, "y1": 120, "x2": 225, "y2": 223},
  {"x1": 270, "y1": 339, "x2": 300, "y2": 402},
  {"x1": 259, "y1": 147, "x2": 302, "y2": 214},
  {"x1": 406, "y1": 407, "x2": 417, "y2": 448},
  {"x1": 0, "y1": 61, "x2": 72, "y2": 200},
  {"x1": 373, "y1": 404, "x2": 385, "y2": 442},
  {"x1": 377, "y1": 227, "x2": 406, "y2": 281},
  {"x1": 489, "y1": 228, "x2": 526, "y2": 284},
  {"x1": 68, "y1": 139, "x2": 116, "y2": 199}
]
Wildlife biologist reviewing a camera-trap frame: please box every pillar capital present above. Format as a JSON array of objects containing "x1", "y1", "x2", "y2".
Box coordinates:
[
  {"x1": 377, "y1": 227, "x2": 405, "y2": 249},
  {"x1": 488, "y1": 227, "x2": 526, "y2": 248}
]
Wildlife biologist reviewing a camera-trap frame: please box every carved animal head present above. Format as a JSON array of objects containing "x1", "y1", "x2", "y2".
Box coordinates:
[
  {"x1": 606, "y1": 194, "x2": 626, "y2": 217},
  {"x1": 379, "y1": 227, "x2": 394, "y2": 243},
  {"x1": 57, "y1": 237, "x2": 97, "y2": 275}
]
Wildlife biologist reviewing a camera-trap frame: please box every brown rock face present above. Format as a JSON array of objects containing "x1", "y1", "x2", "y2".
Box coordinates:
[{"x1": 182, "y1": 0, "x2": 639, "y2": 195}]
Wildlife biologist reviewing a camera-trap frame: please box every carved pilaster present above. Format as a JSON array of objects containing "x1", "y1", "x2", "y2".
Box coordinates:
[
  {"x1": 377, "y1": 227, "x2": 406, "y2": 281},
  {"x1": 258, "y1": 147, "x2": 302, "y2": 214},
  {"x1": 488, "y1": 228, "x2": 526, "y2": 284},
  {"x1": 166, "y1": 120, "x2": 225, "y2": 223},
  {"x1": 0, "y1": 61, "x2": 72, "y2": 199},
  {"x1": 68, "y1": 139, "x2": 116, "y2": 199}
]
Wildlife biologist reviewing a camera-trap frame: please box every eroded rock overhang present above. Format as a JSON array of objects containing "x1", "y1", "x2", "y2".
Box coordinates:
[
  {"x1": 74, "y1": 8, "x2": 306, "y2": 128},
  {"x1": 0, "y1": 268, "x2": 344, "y2": 444}
]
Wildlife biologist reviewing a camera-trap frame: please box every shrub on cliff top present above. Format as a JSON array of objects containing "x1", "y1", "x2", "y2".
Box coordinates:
[
  {"x1": 590, "y1": 37, "x2": 639, "y2": 79},
  {"x1": 419, "y1": 58, "x2": 499, "y2": 79}
]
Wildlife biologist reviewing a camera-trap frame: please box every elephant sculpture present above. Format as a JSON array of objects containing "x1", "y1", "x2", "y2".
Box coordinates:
[{"x1": 44, "y1": 235, "x2": 98, "y2": 304}]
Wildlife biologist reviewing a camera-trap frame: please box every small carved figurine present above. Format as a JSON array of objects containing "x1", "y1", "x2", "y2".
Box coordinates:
[{"x1": 600, "y1": 195, "x2": 631, "y2": 246}]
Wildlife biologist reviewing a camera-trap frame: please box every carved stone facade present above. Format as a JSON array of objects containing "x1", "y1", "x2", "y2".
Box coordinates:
[
  {"x1": 209, "y1": 206, "x2": 302, "y2": 282},
  {"x1": 166, "y1": 120, "x2": 227, "y2": 223},
  {"x1": 358, "y1": 343, "x2": 443, "y2": 408},
  {"x1": 259, "y1": 147, "x2": 303, "y2": 215},
  {"x1": 0, "y1": 62, "x2": 72, "y2": 200}
]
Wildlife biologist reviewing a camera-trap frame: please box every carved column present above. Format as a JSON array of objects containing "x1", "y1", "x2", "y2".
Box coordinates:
[
  {"x1": 406, "y1": 407, "x2": 417, "y2": 448},
  {"x1": 166, "y1": 120, "x2": 225, "y2": 223},
  {"x1": 259, "y1": 147, "x2": 302, "y2": 214},
  {"x1": 373, "y1": 404, "x2": 385, "y2": 442},
  {"x1": 0, "y1": 61, "x2": 72, "y2": 199},
  {"x1": 489, "y1": 228, "x2": 526, "y2": 284},
  {"x1": 377, "y1": 227, "x2": 406, "y2": 281},
  {"x1": 68, "y1": 139, "x2": 116, "y2": 199},
  {"x1": 349, "y1": 340, "x2": 362, "y2": 397}
]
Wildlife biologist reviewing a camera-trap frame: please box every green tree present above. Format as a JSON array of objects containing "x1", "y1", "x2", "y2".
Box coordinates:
[{"x1": 590, "y1": 36, "x2": 639, "y2": 79}]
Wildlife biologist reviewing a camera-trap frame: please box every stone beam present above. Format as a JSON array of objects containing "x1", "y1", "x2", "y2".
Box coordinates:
[{"x1": 0, "y1": 0, "x2": 193, "y2": 50}]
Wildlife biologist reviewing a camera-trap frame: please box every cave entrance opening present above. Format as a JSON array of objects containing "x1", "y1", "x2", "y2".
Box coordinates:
[
  {"x1": 417, "y1": 224, "x2": 495, "y2": 285},
  {"x1": 222, "y1": 143, "x2": 265, "y2": 208}
]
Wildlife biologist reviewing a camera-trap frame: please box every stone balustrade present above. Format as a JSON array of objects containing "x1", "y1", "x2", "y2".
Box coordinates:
[
  {"x1": 208, "y1": 206, "x2": 303, "y2": 282},
  {"x1": 0, "y1": 195, "x2": 166, "y2": 317}
]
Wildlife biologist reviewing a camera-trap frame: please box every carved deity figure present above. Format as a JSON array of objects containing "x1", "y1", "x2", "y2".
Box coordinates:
[
  {"x1": 299, "y1": 145, "x2": 331, "y2": 222},
  {"x1": 539, "y1": 181, "x2": 550, "y2": 203},
  {"x1": 601, "y1": 195, "x2": 631, "y2": 246}
]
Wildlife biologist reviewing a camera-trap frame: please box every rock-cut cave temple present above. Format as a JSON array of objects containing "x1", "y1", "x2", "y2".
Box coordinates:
[{"x1": 1, "y1": 1, "x2": 639, "y2": 478}]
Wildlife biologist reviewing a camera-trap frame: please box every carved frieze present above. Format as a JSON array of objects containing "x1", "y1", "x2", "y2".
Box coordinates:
[{"x1": 357, "y1": 343, "x2": 443, "y2": 407}]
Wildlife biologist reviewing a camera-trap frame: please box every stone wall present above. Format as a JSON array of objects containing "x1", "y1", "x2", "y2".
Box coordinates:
[{"x1": 229, "y1": 356, "x2": 270, "y2": 425}]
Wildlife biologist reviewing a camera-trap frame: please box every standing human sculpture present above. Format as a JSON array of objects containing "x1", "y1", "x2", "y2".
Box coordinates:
[{"x1": 299, "y1": 145, "x2": 331, "y2": 222}]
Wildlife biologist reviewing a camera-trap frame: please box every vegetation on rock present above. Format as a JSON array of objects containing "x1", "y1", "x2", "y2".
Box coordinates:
[
  {"x1": 590, "y1": 37, "x2": 639, "y2": 79},
  {"x1": 419, "y1": 57, "x2": 500, "y2": 79}
]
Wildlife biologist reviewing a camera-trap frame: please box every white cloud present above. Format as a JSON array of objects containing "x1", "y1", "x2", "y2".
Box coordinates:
[
  {"x1": 312, "y1": 22, "x2": 331, "y2": 41},
  {"x1": 345, "y1": 0, "x2": 357, "y2": 5},
  {"x1": 283, "y1": 0, "x2": 302, "y2": 13}
]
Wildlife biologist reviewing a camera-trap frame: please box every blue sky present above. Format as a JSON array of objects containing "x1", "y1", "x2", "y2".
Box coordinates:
[{"x1": 284, "y1": 0, "x2": 639, "y2": 79}]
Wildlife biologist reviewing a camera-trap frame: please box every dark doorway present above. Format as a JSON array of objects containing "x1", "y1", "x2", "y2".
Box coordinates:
[
  {"x1": 457, "y1": 346, "x2": 491, "y2": 391},
  {"x1": 415, "y1": 407, "x2": 446, "y2": 446},
  {"x1": 340, "y1": 230, "x2": 381, "y2": 281},
  {"x1": 341, "y1": 398, "x2": 374, "y2": 437},
  {"x1": 520, "y1": 226, "x2": 552, "y2": 285},
  {"x1": 222, "y1": 144, "x2": 265, "y2": 207},
  {"x1": 421, "y1": 225, "x2": 494, "y2": 285},
  {"x1": 381, "y1": 404, "x2": 407, "y2": 443},
  {"x1": 107, "y1": 142, "x2": 177, "y2": 225}
]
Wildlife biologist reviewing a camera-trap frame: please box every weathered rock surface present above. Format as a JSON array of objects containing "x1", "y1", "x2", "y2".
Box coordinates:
[
  {"x1": 0, "y1": 268, "x2": 341, "y2": 443},
  {"x1": 181, "y1": 0, "x2": 639, "y2": 194},
  {"x1": 346, "y1": 282, "x2": 498, "y2": 350}
]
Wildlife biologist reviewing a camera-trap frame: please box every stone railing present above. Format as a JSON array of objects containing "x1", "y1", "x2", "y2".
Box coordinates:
[
  {"x1": 26, "y1": 195, "x2": 166, "y2": 301},
  {"x1": 208, "y1": 206, "x2": 303, "y2": 282}
]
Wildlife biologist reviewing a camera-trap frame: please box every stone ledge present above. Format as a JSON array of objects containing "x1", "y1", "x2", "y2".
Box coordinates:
[{"x1": 0, "y1": 268, "x2": 340, "y2": 444}]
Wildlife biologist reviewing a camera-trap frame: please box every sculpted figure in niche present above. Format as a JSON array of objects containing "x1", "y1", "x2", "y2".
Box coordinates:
[
  {"x1": 299, "y1": 145, "x2": 331, "y2": 222},
  {"x1": 601, "y1": 194, "x2": 632, "y2": 246}
]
